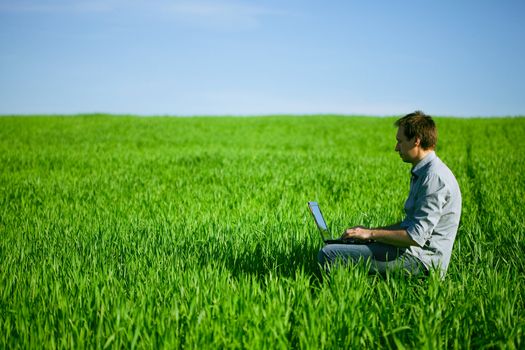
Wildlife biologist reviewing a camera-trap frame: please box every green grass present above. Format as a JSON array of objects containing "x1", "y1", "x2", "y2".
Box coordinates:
[{"x1": 1, "y1": 115, "x2": 524, "y2": 348}]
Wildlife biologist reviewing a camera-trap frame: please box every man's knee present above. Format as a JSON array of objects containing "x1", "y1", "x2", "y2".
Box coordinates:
[
  {"x1": 317, "y1": 246, "x2": 329, "y2": 266},
  {"x1": 317, "y1": 245, "x2": 351, "y2": 267},
  {"x1": 317, "y1": 244, "x2": 376, "y2": 271}
]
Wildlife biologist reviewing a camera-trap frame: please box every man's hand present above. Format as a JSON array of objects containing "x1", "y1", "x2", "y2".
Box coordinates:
[
  {"x1": 341, "y1": 226, "x2": 373, "y2": 241},
  {"x1": 341, "y1": 223, "x2": 420, "y2": 248}
]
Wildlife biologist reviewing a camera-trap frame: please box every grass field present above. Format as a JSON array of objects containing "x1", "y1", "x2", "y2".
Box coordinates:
[{"x1": 1, "y1": 115, "x2": 524, "y2": 348}]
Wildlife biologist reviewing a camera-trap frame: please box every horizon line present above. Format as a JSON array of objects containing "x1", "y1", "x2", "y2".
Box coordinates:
[{"x1": 1, "y1": 112, "x2": 524, "y2": 119}]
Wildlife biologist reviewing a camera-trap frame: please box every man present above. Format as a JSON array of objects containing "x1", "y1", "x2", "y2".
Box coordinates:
[{"x1": 317, "y1": 111, "x2": 462, "y2": 278}]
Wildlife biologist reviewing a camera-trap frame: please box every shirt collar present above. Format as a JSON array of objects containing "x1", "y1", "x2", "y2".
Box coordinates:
[{"x1": 411, "y1": 151, "x2": 436, "y2": 177}]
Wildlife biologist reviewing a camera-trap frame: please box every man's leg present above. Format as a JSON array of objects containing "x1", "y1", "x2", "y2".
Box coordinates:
[{"x1": 317, "y1": 243, "x2": 425, "y2": 276}]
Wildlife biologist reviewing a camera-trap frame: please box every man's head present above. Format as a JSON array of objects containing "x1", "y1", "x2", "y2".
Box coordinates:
[{"x1": 394, "y1": 111, "x2": 437, "y2": 164}]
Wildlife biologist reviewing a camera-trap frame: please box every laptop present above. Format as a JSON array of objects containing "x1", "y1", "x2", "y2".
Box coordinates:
[{"x1": 308, "y1": 201, "x2": 373, "y2": 244}]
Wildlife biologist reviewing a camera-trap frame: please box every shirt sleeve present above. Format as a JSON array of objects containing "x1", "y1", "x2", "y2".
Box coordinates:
[{"x1": 403, "y1": 173, "x2": 449, "y2": 247}]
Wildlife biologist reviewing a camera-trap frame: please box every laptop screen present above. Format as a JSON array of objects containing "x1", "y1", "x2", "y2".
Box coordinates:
[{"x1": 308, "y1": 201, "x2": 332, "y2": 240}]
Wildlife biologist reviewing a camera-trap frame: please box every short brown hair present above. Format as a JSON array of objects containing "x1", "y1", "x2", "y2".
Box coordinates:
[{"x1": 394, "y1": 111, "x2": 437, "y2": 150}]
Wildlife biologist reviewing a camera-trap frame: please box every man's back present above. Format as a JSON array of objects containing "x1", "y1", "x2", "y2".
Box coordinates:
[{"x1": 401, "y1": 152, "x2": 462, "y2": 277}]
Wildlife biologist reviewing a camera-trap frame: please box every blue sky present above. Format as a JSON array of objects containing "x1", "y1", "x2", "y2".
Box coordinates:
[{"x1": 1, "y1": 0, "x2": 524, "y2": 116}]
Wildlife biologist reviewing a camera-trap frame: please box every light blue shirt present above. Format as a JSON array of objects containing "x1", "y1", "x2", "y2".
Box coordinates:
[{"x1": 401, "y1": 151, "x2": 462, "y2": 277}]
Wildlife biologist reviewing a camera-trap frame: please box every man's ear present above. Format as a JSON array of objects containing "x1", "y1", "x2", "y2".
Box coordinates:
[{"x1": 413, "y1": 137, "x2": 421, "y2": 147}]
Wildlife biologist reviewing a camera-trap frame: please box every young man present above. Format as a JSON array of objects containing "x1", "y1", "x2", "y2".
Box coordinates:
[{"x1": 317, "y1": 111, "x2": 462, "y2": 277}]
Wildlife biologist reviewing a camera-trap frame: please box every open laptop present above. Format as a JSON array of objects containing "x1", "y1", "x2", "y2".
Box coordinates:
[{"x1": 308, "y1": 201, "x2": 373, "y2": 245}]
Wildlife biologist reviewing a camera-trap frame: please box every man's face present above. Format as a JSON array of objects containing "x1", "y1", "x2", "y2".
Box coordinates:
[{"x1": 395, "y1": 126, "x2": 418, "y2": 164}]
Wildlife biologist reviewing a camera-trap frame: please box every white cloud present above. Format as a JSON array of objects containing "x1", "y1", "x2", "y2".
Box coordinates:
[
  {"x1": 0, "y1": 0, "x2": 120, "y2": 13},
  {"x1": 167, "y1": 1, "x2": 281, "y2": 17},
  {"x1": 157, "y1": 1, "x2": 292, "y2": 30},
  {"x1": 0, "y1": 0, "x2": 291, "y2": 29}
]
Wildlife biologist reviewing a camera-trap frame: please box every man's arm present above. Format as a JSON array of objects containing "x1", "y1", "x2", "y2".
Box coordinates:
[{"x1": 341, "y1": 222, "x2": 420, "y2": 248}]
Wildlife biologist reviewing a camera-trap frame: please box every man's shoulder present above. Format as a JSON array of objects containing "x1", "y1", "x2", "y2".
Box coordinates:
[
  {"x1": 427, "y1": 155, "x2": 452, "y2": 174},
  {"x1": 426, "y1": 156, "x2": 461, "y2": 192}
]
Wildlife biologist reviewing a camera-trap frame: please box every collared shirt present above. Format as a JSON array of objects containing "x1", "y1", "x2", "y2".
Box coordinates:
[{"x1": 400, "y1": 151, "x2": 462, "y2": 277}]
